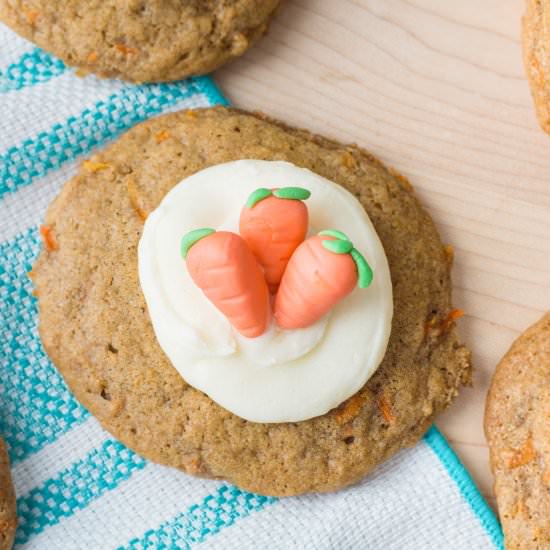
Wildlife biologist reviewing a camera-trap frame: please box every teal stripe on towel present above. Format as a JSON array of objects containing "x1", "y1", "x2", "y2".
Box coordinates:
[
  {"x1": 15, "y1": 439, "x2": 146, "y2": 545},
  {"x1": 121, "y1": 485, "x2": 276, "y2": 550},
  {"x1": 424, "y1": 427, "x2": 504, "y2": 549},
  {"x1": 0, "y1": 227, "x2": 89, "y2": 464},
  {"x1": 0, "y1": 78, "x2": 207, "y2": 199},
  {"x1": 0, "y1": 48, "x2": 66, "y2": 93}
]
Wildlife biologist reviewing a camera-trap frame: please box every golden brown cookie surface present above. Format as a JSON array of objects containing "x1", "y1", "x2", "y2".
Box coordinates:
[
  {"x1": 0, "y1": 0, "x2": 280, "y2": 83},
  {"x1": 523, "y1": 0, "x2": 550, "y2": 134},
  {"x1": 32, "y1": 107, "x2": 471, "y2": 496},
  {"x1": 0, "y1": 438, "x2": 16, "y2": 550},
  {"x1": 485, "y1": 312, "x2": 550, "y2": 549}
]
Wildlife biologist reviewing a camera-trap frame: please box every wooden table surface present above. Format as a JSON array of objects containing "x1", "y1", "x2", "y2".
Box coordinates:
[{"x1": 216, "y1": 0, "x2": 550, "y2": 511}]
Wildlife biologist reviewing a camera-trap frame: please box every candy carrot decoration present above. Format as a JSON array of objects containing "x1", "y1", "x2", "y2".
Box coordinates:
[
  {"x1": 274, "y1": 230, "x2": 373, "y2": 329},
  {"x1": 239, "y1": 187, "x2": 310, "y2": 293},
  {"x1": 181, "y1": 229, "x2": 270, "y2": 338}
]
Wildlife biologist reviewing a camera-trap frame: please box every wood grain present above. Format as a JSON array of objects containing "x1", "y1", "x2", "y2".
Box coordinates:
[{"x1": 216, "y1": 0, "x2": 550, "y2": 511}]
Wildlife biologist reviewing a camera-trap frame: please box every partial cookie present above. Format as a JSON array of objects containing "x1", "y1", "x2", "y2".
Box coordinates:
[
  {"x1": 32, "y1": 107, "x2": 471, "y2": 496},
  {"x1": 522, "y1": 0, "x2": 550, "y2": 134},
  {"x1": 485, "y1": 312, "x2": 550, "y2": 549},
  {"x1": 0, "y1": 0, "x2": 280, "y2": 83},
  {"x1": 0, "y1": 438, "x2": 16, "y2": 550}
]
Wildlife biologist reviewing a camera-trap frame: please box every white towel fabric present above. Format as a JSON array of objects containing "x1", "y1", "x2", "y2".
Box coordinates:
[{"x1": 0, "y1": 25, "x2": 503, "y2": 549}]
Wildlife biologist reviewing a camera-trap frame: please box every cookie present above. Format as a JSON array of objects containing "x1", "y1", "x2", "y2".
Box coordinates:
[
  {"x1": 0, "y1": 438, "x2": 16, "y2": 550},
  {"x1": 32, "y1": 107, "x2": 471, "y2": 496},
  {"x1": 0, "y1": 0, "x2": 280, "y2": 83},
  {"x1": 522, "y1": 0, "x2": 550, "y2": 134},
  {"x1": 485, "y1": 312, "x2": 550, "y2": 549}
]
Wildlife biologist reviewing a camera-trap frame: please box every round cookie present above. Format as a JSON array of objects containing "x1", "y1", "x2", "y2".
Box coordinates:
[
  {"x1": 0, "y1": 0, "x2": 280, "y2": 83},
  {"x1": 485, "y1": 312, "x2": 550, "y2": 549},
  {"x1": 0, "y1": 438, "x2": 16, "y2": 550},
  {"x1": 32, "y1": 107, "x2": 471, "y2": 496},
  {"x1": 523, "y1": 0, "x2": 550, "y2": 134}
]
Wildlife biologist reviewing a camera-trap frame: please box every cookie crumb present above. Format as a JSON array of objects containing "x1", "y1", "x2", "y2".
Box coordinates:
[
  {"x1": 230, "y1": 32, "x2": 249, "y2": 56},
  {"x1": 182, "y1": 456, "x2": 202, "y2": 475},
  {"x1": 388, "y1": 168, "x2": 414, "y2": 193},
  {"x1": 341, "y1": 151, "x2": 358, "y2": 170},
  {"x1": 426, "y1": 309, "x2": 464, "y2": 338}
]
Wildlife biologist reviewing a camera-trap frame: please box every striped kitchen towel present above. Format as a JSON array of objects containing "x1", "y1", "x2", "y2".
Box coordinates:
[{"x1": 0, "y1": 25, "x2": 503, "y2": 549}]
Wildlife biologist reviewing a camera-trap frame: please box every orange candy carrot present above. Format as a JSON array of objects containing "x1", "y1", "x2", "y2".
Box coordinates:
[
  {"x1": 239, "y1": 187, "x2": 310, "y2": 293},
  {"x1": 274, "y1": 230, "x2": 373, "y2": 329},
  {"x1": 181, "y1": 228, "x2": 270, "y2": 338}
]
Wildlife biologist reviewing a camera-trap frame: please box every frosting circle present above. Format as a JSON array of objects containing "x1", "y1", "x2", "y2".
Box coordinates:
[{"x1": 138, "y1": 160, "x2": 393, "y2": 423}]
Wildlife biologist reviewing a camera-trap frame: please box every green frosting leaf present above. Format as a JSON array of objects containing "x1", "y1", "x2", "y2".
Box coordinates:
[
  {"x1": 246, "y1": 188, "x2": 272, "y2": 209},
  {"x1": 319, "y1": 229, "x2": 373, "y2": 288},
  {"x1": 351, "y1": 248, "x2": 373, "y2": 288},
  {"x1": 273, "y1": 187, "x2": 311, "y2": 201},
  {"x1": 322, "y1": 239, "x2": 354, "y2": 254},
  {"x1": 318, "y1": 229, "x2": 350, "y2": 241},
  {"x1": 180, "y1": 228, "x2": 215, "y2": 258}
]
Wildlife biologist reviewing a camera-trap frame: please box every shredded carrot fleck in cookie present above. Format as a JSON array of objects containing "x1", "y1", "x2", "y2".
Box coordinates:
[
  {"x1": 185, "y1": 109, "x2": 198, "y2": 119},
  {"x1": 155, "y1": 130, "x2": 170, "y2": 144},
  {"x1": 425, "y1": 308, "x2": 464, "y2": 338},
  {"x1": 23, "y1": 8, "x2": 40, "y2": 25},
  {"x1": 40, "y1": 224, "x2": 58, "y2": 252},
  {"x1": 87, "y1": 51, "x2": 98, "y2": 64},
  {"x1": 83, "y1": 160, "x2": 110, "y2": 172},
  {"x1": 378, "y1": 395, "x2": 395, "y2": 424},
  {"x1": 507, "y1": 436, "x2": 536, "y2": 469},
  {"x1": 32, "y1": 288, "x2": 40, "y2": 297},
  {"x1": 334, "y1": 393, "x2": 367, "y2": 425},
  {"x1": 115, "y1": 44, "x2": 138, "y2": 56},
  {"x1": 442, "y1": 309, "x2": 464, "y2": 330},
  {"x1": 341, "y1": 151, "x2": 358, "y2": 170},
  {"x1": 543, "y1": 469, "x2": 550, "y2": 486},
  {"x1": 127, "y1": 179, "x2": 148, "y2": 222}
]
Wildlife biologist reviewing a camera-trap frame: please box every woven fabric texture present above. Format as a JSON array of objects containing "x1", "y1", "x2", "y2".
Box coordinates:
[{"x1": 0, "y1": 25, "x2": 503, "y2": 549}]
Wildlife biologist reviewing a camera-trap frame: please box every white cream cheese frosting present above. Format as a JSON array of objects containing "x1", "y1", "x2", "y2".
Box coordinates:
[{"x1": 138, "y1": 160, "x2": 393, "y2": 423}]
